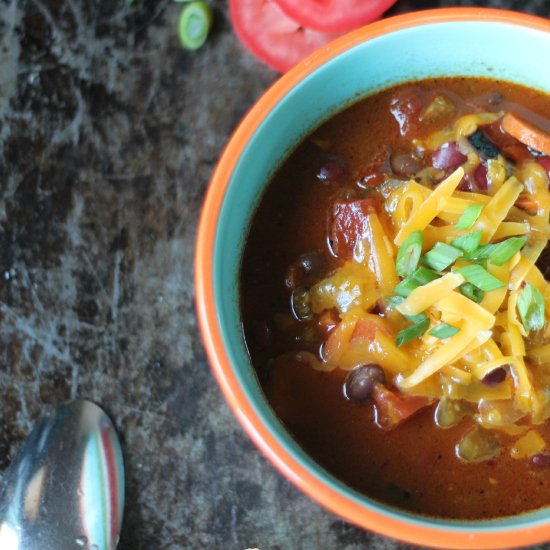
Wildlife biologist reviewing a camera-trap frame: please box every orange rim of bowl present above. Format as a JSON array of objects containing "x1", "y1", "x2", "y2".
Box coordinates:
[{"x1": 195, "y1": 8, "x2": 550, "y2": 549}]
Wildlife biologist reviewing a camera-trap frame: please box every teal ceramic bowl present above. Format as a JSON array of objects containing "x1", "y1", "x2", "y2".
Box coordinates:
[{"x1": 196, "y1": 8, "x2": 550, "y2": 548}]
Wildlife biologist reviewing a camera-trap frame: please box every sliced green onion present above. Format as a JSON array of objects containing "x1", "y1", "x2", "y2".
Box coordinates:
[
  {"x1": 455, "y1": 204, "x2": 483, "y2": 230},
  {"x1": 517, "y1": 282, "x2": 545, "y2": 332},
  {"x1": 456, "y1": 264, "x2": 505, "y2": 291},
  {"x1": 386, "y1": 296, "x2": 405, "y2": 308},
  {"x1": 394, "y1": 277, "x2": 421, "y2": 298},
  {"x1": 405, "y1": 311, "x2": 429, "y2": 324},
  {"x1": 396, "y1": 317, "x2": 430, "y2": 347},
  {"x1": 412, "y1": 266, "x2": 440, "y2": 285},
  {"x1": 487, "y1": 236, "x2": 527, "y2": 266},
  {"x1": 465, "y1": 243, "x2": 496, "y2": 261},
  {"x1": 396, "y1": 230, "x2": 423, "y2": 277},
  {"x1": 178, "y1": 2, "x2": 213, "y2": 51},
  {"x1": 387, "y1": 296, "x2": 428, "y2": 323},
  {"x1": 451, "y1": 229, "x2": 483, "y2": 255},
  {"x1": 459, "y1": 282, "x2": 484, "y2": 303},
  {"x1": 423, "y1": 242, "x2": 462, "y2": 272},
  {"x1": 474, "y1": 258, "x2": 488, "y2": 269},
  {"x1": 428, "y1": 323, "x2": 460, "y2": 339}
]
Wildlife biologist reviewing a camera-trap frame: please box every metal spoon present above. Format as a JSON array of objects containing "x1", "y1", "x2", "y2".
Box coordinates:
[{"x1": 0, "y1": 400, "x2": 124, "y2": 550}]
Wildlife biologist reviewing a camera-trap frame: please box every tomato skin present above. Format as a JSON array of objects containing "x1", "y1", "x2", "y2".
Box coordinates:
[
  {"x1": 273, "y1": 0, "x2": 398, "y2": 33},
  {"x1": 229, "y1": 0, "x2": 342, "y2": 73}
]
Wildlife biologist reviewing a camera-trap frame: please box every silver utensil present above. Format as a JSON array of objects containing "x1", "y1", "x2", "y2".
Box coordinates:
[{"x1": 0, "y1": 400, "x2": 124, "y2": 550}]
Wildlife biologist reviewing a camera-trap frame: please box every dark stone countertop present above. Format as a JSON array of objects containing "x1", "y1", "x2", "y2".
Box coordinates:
[{"x1": 0, "y1": 1, "x2": 549, "y2": 549}]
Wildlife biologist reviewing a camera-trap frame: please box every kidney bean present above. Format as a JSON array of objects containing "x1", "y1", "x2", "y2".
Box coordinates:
[
  {"x1": 317, "y1": 159, "x2": 347, "y2": 183},
  {"x1": 537, "y1": 156, "x2": 550, "y2": 179},
  {"x1": 343, "y1": 364, "x2": 385, "y2": 402},
  {"x1": 532, "y1": 453, "x2": 550, "y2": 467},
  {"x1": 390, "y1": 151, "x2": 423, "y2": 178},
  {"x1": 473, "y1": 163, "x2": 488, "y2": 191},
  {"x1": 432, "y1": 142, "x2": 467, "y2": 171},
  {"x1": 370, "y1": 302, "x2": 384, "y2": 315},
  {"x1": 481, "y1": 367, "x2": 507, "y2": 387},
  {"x1": 457, "y1": 174, "x2": 474, "y2": 192}
]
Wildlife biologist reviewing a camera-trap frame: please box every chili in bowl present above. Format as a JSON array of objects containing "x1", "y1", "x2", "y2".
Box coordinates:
[{"x1": 196, "y1": 8, "x2": 550, "y2": 548}]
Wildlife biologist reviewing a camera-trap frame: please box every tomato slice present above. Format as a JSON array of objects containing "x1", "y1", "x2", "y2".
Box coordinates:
[
  {"x1": 273, "y1": 0, "x2": 398, "y2": 33},
  {"x1": 229, "y1": 0, "x2": 342, "y2": 73}
]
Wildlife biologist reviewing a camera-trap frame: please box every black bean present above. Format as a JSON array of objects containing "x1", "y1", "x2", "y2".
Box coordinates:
[
  {"x1": 481, "y1": 367, "x2": 507, "y2": 387},
  {"x1": 343, "y1": 364, "x2": 385, "y2": 402},
  {"x1": 532, "y1": 453, "x2": 550, "y2": 467}
]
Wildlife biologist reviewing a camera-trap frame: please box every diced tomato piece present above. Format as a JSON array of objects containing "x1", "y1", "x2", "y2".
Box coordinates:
[
  {"x1": 329, "y1": 198, "x2": 381, "y2": 259},
  {"x1": 322, "y1": 314, "x2": 386, "y2": 361},
  {"x1": 352, "y1": 316, "x2": 393, "y2": 341},
  {"x1": 372, "y1": 385, "x2": 430, "y2": 429},
  {"x1": 272, "y1": 0, "x2": 397, "y2": 34},
  {"x1": 229, "y1": 0, "x2": 342, "y2": 73}
]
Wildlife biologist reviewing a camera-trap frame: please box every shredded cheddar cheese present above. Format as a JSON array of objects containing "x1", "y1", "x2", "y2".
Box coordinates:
[{"x1": 299, "y1": 109, "x2": 550, "y2": 444}]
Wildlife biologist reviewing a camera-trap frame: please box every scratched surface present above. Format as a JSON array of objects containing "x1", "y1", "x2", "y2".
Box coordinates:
[{"x1": 0, "y1": 1, "x2": 549, "y2": 549}]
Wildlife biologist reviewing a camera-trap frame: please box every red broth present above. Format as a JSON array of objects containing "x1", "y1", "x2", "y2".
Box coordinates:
[{"x1": 240, "y1": 78, "x2": 550, "y2": 519}]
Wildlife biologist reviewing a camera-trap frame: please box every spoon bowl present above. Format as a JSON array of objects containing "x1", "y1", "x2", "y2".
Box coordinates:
[{"x1": 0, "y1": 400, "x2": 124, "y2": 550}]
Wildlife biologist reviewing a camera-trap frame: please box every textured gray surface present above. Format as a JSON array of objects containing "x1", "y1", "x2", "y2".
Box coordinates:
[{"x1": 0, "y1": 1, "x2": 549, "y2": 549}]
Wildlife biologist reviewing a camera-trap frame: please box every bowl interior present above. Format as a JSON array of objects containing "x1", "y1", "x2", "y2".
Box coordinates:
[{"x1": 212, "y1": 16, "x2": 550, "y2": 537}]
